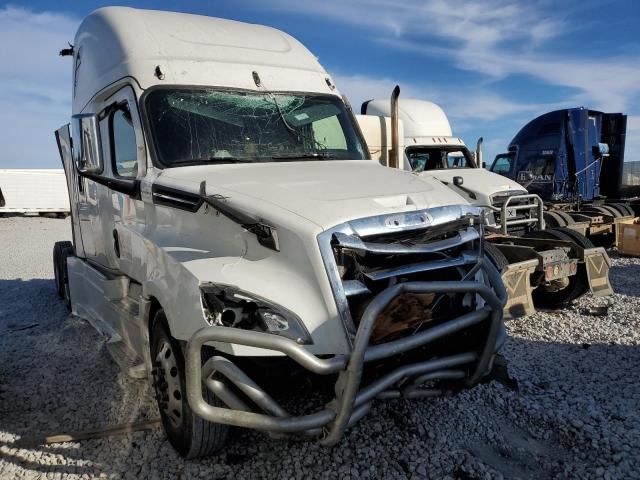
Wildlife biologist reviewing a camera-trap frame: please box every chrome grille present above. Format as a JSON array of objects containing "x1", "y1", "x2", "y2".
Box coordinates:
[{"x1": 318, "y1": 205, "x2": 486, "y2": 341}]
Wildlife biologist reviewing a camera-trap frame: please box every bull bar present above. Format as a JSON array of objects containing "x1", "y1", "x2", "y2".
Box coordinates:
[
  {"x1": 185, "y1": 256, "x2": 506, "y2": 446},
  {"x1": 484, "y1": 193, "x2": 545, "y2": 234}
]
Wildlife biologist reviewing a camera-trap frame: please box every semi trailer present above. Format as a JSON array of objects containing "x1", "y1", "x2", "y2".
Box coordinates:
[
  {"x1": 0, "y1": 169, "x2": 70, "y2": 215},
  {"x1": 53, "y1": 7, "x2": 509, "y2": 458},
  {"x1": 358, "y1": 88, "x2": 612, "y2": 317},
  {"x1": 490, "y1": 108, "x2": 635, "y2": 246}
]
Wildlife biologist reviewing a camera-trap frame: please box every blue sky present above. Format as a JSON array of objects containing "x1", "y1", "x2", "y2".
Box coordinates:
[{"x1": 1, "y1": 0, "x2": 639, "y2": 168}]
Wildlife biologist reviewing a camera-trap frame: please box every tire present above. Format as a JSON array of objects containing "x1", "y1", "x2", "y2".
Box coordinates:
[
  {"x1": 583, "y1": 206, "x2": 615, "y2": 218},
  {"x1": 60, "y1": 246, "x2": 74, "y2": 311},
  {"x1": 599, "y1": 205, "x2": 623, "y2": 218},
  {"x1": 150, "y1": 310, "x2": 229, "y2": 458},
  {"x1": 549, "y1": 227, "x2": 594, "y2": 249},
  {"x1": 554, "y1": 211, "x2": 575, "y2": 226},
  {"x1": 609, "y1": 203, "x2": 634, "y2": 217},
  {"x1": 523, "y1": 229, "x2": 589, "y2": 307},
  {"x1": 543, "y1": 211, "x2": 566, "y2": 229},
  {"x1": 484, "y1": 242, "x2": 509, "y2": 273},
  {"x1": 53, "y1": 241, "x2": 73, "y2": 299}
]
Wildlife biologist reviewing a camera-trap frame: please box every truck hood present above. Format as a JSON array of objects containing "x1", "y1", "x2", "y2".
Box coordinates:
[
  {"x1": 157, "y1": 160, "x2": 470, "y2": 230},
  {"x1": 420, "y1": 168, "x2": 527, "y2": 205}
]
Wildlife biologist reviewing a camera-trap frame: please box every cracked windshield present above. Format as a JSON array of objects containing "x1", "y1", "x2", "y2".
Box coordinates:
[{"x1": 145, "y1": 88, "x2": 368, "y2": 166}]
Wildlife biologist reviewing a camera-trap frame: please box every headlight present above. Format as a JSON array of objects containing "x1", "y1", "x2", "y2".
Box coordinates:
[{"x1": 200, "y1": 284, "x2": 312, "y2": 345}]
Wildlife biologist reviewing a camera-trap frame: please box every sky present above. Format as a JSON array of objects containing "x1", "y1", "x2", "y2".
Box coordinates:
[{"x1": 1, "y1": 0, "x2": 639, "y2": 169}]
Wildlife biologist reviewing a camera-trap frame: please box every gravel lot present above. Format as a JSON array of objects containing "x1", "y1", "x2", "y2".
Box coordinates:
[{"x1": 1, "y1": 216, "x2": 639, "y2": 479}]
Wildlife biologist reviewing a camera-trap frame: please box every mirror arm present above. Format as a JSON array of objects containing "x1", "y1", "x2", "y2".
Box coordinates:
[{"x1": 79, "y1": 171, "x2": 140, "y2": 197}]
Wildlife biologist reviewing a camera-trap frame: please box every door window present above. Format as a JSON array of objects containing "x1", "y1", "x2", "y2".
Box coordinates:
[
  {"x1": 492, "y1": 155, "x2": 513, "y2": 175},
  {"x1": 111, "y1": 105, "x2": 138, "y2": 178}
]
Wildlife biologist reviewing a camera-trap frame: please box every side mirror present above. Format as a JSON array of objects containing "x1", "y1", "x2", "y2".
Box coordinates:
[
  {"x1": 453, "y1": 176, "x2": 464, "y2": 186},
  {"x1": 71, "y1": 114, "x2": 103, "y2": 174},
  {"x1": 482, "y1": 162, "x2": 487, "y2": 169}
]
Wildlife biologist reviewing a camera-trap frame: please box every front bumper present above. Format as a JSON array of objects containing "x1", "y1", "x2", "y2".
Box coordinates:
[{"x1": 185, "y1": 257, "x2": 506, "y2": 446}]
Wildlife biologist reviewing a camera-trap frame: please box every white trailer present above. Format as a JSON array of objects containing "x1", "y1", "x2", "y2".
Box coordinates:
[
  {"x1": 53, "y1": 8, "x2": 508, "y2": 458},
  {"x1": 0, "y1": 169, "x2": 70, "y2": 214}
]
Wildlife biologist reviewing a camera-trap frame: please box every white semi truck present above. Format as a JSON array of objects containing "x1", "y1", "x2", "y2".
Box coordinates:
[
  {"x1": 54, "y1": 8, "x2": 508, "y2": 457},
  {"x1": 358, "y1": 88, "x2": 612, "y2": 317}
]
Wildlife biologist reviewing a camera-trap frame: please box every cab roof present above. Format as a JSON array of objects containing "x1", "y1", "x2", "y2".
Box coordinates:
[
  {"x1": 72, "y1": 7, "x2": 336, "y2": 113},
  {"x1": 362, "y1": 98, "x2": 453, "y2": 138}
]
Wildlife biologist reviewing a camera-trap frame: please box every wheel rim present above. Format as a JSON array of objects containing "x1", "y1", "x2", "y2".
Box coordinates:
[{"x1": 153, "y1": 340, "x2": 184, "y2": 429}]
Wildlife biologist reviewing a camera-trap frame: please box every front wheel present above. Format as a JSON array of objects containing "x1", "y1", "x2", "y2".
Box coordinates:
[
  {"x1": 150, "y1": 310, "x2": 229, "y2": 458},
  {"x1": 53, "y1": 241, "x2": 73, "y2": 310}
]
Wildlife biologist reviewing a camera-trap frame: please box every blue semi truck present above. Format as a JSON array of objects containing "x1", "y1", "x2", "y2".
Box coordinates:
[{"x1": 490, "y1": 108, "x2": 635, "y2": 246}]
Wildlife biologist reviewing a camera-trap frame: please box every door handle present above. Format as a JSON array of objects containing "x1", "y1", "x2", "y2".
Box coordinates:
[{"x1": 113, "y1": 229, "x2": 120, "y2": 258}]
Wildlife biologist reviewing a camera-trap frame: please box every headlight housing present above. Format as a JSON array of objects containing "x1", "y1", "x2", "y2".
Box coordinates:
[{"x1": 200, "y1": 284, "x2": 313, "y2": 345}]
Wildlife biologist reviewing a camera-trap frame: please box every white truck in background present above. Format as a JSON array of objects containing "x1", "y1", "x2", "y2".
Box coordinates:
[
  {"x1": 54, "y1": 8, "x2": 508, "y2": 458},
  {"x1": 0, "y1": 169, "x2": 70, "y2": 215},
  {"x1": 358, "y1": 88, "x2": 613, "y2": 317}
]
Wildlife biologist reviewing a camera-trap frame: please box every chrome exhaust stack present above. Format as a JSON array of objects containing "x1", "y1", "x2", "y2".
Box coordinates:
[
  {"x1": 476, "y1": 137, "x2": 484, "y2": 168},
  {"x1": 390, "y1": 85, "x2": 401, "y2": 169}
]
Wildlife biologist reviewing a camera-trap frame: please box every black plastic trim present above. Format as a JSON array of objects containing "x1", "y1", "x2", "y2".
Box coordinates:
[
  {"x1": 80, "y1": 171, "x2": 140, "y2": 198},
  {"x1": 152, "y1": 184, "x2": 203, "y2": 212}
]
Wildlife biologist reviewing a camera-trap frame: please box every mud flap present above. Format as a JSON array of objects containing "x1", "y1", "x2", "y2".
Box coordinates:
[
  {"x1": 500, "y1": 259, "x2": 538, "y2": 319},
  {"x1": 583, "y1": 247, "x2": 613, "y2": 297}
]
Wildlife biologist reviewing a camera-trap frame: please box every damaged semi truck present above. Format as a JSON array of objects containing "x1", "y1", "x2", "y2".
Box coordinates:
[
  {"x1": 53, "y1": 8, "x2": 508, "y2": 458},
  {"x1": 358, "y1": 88, "x2": 612, "y2": 317}
]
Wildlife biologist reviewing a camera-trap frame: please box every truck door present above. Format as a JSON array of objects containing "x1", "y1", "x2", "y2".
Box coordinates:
[
  {"x1": 93, "y1": 85, "x2": 147, "y2": 274},
  {"x1": 55, "y1": 124, "x2": 86, "y2": 257}
]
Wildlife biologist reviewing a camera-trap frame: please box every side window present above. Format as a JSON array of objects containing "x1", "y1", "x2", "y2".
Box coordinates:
[
  {"x1": 492, "y1": 157, "x2": 512, "y2": 175},
  {"x1": 111, "y1": 104, "x2": 138, "y2": 178}
]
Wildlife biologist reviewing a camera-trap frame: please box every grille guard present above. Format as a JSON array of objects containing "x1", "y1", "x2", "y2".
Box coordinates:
[
  {"x1": 484, "y1": 193, "x2": 545, "y2": 234},
  {"x1": 185, "y1": 257, "x2": 506, "y2": 445}
]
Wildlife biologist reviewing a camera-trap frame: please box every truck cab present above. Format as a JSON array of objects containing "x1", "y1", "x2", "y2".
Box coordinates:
[
  {"x1": 54, "y1": 8, "x2": 507, "y2": 458},
  {"x1": 360, "y1": 97, "x2": 540, "y2": 234}
]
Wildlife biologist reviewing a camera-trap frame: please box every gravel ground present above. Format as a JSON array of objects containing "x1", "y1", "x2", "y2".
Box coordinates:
[{"x1": 1, "y1": 216, "x2": 639, "y2": 479}]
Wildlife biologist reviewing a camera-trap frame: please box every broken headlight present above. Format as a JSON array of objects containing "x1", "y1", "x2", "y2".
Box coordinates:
[{"x1": 200, "y1": 284, "x2": 312, "y2": 345}]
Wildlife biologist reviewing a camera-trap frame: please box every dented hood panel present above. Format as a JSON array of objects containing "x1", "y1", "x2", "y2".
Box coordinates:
[{"x1": 158, "y1": 160, "x2": 470, "y2": 230}]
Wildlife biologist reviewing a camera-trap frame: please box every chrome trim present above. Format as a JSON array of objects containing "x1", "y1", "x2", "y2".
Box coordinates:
[
  {"x1": 333, "y1": 226, "x2": 480, "y2": 255},
  {"x1": 363, "y1": 252, "x2": 478, "y2": 281},
  {"x1": 342, "y1": 280, "x2": 371, "y2": 297},
  {"x1": 317, "y1": 205, "x2": 485, "y2": 346},
  {"x1": 347, "y1": 205, "x2": 481, "y2": 238}
]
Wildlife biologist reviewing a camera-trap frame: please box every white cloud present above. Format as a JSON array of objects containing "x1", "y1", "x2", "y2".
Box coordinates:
[
  {"x1": 0, "y1": 6, "x2": 78, "y2": 168},
  {"x1": 332, "y1": 72, "x2": 563, "y2": 124},
  {"x1": 260, "y1": 0, "x2": 640, "y2": 114}
]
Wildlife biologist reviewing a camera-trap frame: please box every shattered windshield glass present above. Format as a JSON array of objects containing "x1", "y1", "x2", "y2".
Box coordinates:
[{"x1": 145, "y1": 88, "x2": 368, "y2": 166}]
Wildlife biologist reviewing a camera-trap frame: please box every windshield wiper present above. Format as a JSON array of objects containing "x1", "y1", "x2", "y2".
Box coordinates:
[
  {"x1": 271, "y1": 152, "x2": 337, "y2": 161},
  {"x1": 173, "y1": 157, "x2": 253, "y2": 167}
]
